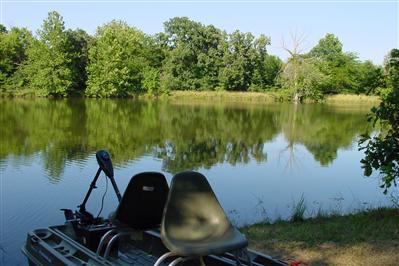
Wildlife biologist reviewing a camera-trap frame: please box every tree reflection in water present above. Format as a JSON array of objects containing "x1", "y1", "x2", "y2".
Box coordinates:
[{"x1": 0, "y1": 99, "x2": 372, "y2": 181}]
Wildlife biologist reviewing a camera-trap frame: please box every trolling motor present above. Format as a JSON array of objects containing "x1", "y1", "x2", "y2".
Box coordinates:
[
  {"x1": 62, "y1": 150, "x2": 122, "y2": 225},
  {"x1": 61, "y1": 150, "x2": 124, "y2": 251}
]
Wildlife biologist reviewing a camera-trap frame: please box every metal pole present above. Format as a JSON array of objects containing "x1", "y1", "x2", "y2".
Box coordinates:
[{"x1": 79, "y1": 167, "x2": 102, "y2": 213}]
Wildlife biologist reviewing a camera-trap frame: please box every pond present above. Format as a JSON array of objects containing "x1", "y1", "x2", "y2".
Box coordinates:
[{"x1": 0, "y1": 98, "x2": 392, "y2": 265}]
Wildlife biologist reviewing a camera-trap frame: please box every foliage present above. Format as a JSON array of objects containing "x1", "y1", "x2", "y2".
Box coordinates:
[
  {"x1": 86, "y1": 20, "x2": 150, "y2": 97},
  {"x1": 66, "y1": 29, "x2": 92, "y2": 92},
  {"x1": 0, "y1": 12, "x2": 393, "y2": 99},
  {"x1": 290, "y1": 194, "x2": 307, "y2": 222},
  {"x1": 160, "y1": 17, "x2": 226, "y2": 91},
  {"x1": 359, "y1": 49, "x2": 399, "y2": 194},
  {"x1": 142, "y1": 67, "x2": 161, "y2": 95},
  {"x1": 383, "y1": 49, "x2": 399, "y2": 89},
  {"x1": 356, "y1": 60, "x2": 384, "y2": 94},
  {"x1": 279, "y1": 56, "x2": 326, "y2": 101},
  {"x1": 22, "y1": 11, "x2": 87, "y2": 96},
  {"x1": 0, "y1": 27, "x2": 32, "y2": 89},
  {"x1": 308, "y1": 34, "x2": 362, "y2": 94}
]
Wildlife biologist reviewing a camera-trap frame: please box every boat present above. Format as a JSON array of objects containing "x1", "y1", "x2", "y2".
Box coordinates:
[{"x1": 22, "y1": 150, "x2": 288, "y2": 266}]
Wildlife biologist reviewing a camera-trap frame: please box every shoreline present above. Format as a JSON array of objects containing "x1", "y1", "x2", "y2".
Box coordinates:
[
  {"x1": 1, "y1": 90, "x2": 381, "y2": 105},
  {"x1": 242, "y1": 207, "x2": 399, "y2": 265}
]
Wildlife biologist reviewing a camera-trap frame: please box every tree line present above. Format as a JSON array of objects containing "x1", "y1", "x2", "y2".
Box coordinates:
[{"x1": 0, "y1": 11, "x2": 397, "y2": 101}]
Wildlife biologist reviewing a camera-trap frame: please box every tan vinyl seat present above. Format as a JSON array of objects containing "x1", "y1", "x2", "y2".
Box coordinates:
[{"x1": 160, "y1": 171, "x2": 248, "y2": 257}]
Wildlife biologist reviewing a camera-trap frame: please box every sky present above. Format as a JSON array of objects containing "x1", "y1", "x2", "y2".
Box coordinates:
[{"x1": 1, "y1": 0, "x2": 398, "y2": 64}]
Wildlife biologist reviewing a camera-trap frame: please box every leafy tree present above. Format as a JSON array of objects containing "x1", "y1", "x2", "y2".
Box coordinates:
[
  {"x1": 66, "y1": 29, "x2": 92, "y2": 92},
  {"x1": 23, "y1": 11, "x2": 85, "y2": 96},
  {"x1": 219, "y1": 31, "x2": 258, "y2": 91},
  {"x1": 356, "y1": 60, "x2": 384, "y2": 94},
  {"x1": 309, "y1": 33, "x2": 343, "y2": 61},
  {"x1": 249, "y1": 35, "x2": 281, "y2": 91},
  {"x1": 86, "y1": 20, "x2": 149, "y2": 97},
  {"x1": 161, "y1": 17, "x2": 226, "y2": 91},
  {"x1": 308, "y1": 33, "x2": 361, "y2": 94},
  {"x1": 0, "y1": 24, "x2": 7, "y2": 34},
  {"x1": 142, "y1": 67, "x2": 161, "y2": 95},
  {"x1": 383, "y1": 49, "x2": 399, "y2": 89},
  {"x1": 0, "y1": 27, "x2": 32, "y2": 88},
  {"x1": 261, "y1": 54, "x2": 283, "y2": 89},
  {"x1": 359, "y1": 49, "x2": 399, "y2": 194}
]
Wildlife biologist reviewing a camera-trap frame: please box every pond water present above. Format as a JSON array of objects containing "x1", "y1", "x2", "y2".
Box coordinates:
[{"x1": 0, "y1": 98, "x2": 392, "y2": 265}]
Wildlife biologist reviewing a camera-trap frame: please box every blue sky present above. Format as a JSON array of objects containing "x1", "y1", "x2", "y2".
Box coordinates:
[{"x1": 2, "y1": 0, "x2": 398, "y2": 64}]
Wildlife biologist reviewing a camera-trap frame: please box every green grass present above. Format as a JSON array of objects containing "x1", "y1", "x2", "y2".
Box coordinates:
[
  {"x1": 2, "y1": 89, "x2": 381, "y2": 105},
  {"x1": 241, "y1": 207, "x2": 399, "y2": 265},
  {"x1": 324, "y1": 94, "x2": 380, "y2": 104}
]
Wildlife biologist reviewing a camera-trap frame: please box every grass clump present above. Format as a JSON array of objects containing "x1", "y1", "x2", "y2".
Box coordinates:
[{"x1": 290, "y1": 194, "x2": 307, "y2": 222}]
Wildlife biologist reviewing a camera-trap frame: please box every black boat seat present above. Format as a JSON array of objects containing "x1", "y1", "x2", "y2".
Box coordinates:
[
  {"x1": 97, "y1": 172, "x2": 169, "y2": 258},
  {"x1": 160, "y1": 171, "x2": 248, "y2": 257},
  {"x1": 113, "y1": 171, "x2": 169, "y2": 229}
]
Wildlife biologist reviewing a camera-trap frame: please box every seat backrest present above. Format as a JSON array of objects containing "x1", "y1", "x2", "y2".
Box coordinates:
[
  {"x1": 114, "y1": 172, "x2": 169, "y2": 230},
  {"x1": 162, "y1": 171, "x2": 232, "y2": 242}
]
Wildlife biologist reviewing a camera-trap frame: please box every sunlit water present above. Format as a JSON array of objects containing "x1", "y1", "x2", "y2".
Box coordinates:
[{"x1": 0, "y1": 99, "x2": 392, "y2": 265}]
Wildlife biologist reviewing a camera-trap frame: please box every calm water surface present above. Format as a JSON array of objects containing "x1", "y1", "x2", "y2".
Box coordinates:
[{"x1": 0, "y1": 99, "x2": 391, "y2": 265}]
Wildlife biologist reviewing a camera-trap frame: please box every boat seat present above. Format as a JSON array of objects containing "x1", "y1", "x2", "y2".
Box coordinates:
[
  {"x1": 97, "y1": 171, "x2": 169, "y2": 258},
  {"x1": 159, "y1": 171, "x2": 248, "y2": 260},
  {"x1": 113, "y1": 171, "x2": 169, "y2": 229}
]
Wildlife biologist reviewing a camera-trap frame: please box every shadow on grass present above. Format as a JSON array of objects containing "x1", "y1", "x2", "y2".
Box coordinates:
[{"x1": 241, "y1": 208, "x2": 399, "y2": 265}]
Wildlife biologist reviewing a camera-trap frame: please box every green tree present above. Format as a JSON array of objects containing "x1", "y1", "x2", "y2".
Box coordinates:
[
  {"x1": 66, "y1": 29, "x2": 92, "y2": 92},
  {"x1": 86, "y1": 20, "x2": 149, "y2": 97},
  {"x1": 142, "y1": 67, "x2": 161, "y2": 95},
  {"x1": 219, "y1": 31, "x2": 254, "y2": 91},
  {"x1": 23, "y1": 11, "x2": 84, "y2": 96},
  {"x1": 308, "y1": 33, "x2": 361, "y2": 94},
  {"x1": 0, "y1": 24, "x2": 7, "y2": 34},
  {"x1": 161, "y1": 17, "x2": 226, "y2": 91},
  {"x1": 383, "y1": 49, "x2": 399, "y2": 89},
  {"x1": 356, "y1": 60, "x2": 384, "y2": 94},
  {"x1": 359, "y1": 49, "x2": 399, "y2": 194},
  {"x1": 249, "y1": 35, "x2": 281, "y2": 91},
  {"x1": 0, "y1": 26, "x2": 32, "y2": 88}
]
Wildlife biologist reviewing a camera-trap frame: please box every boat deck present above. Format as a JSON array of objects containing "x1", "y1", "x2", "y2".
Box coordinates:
[{"x1": 22, "y1": 223, "x2": 287, "y2": 266}]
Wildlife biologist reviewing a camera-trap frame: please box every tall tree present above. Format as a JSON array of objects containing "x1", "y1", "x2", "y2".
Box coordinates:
[
  {"x1": 383, "y1": 49, "x2": 399, "y2": 89},
  {"x1": 219, "y1": 31, "x2": 273, "y2": 91},
  {"x1": 0, "y1": 27, "x2": 32, "y2": 88},
  {"x1": 308, "y1": 33, "x2": 361, "y2": 94},
  {"x1": 160, "y1": 17, "x2": 226, "y2": 91},
  {"x1": 23, "y1": 11, "x2": 84, "y2": 96},
  {"x1": 279, "y1": 31, "x2": 326, "y2": 101},
  {"x1": 66, "y1": 29, "x2": 92, "y2": 92},
  {"x1": 356, "y1": 60, "x2": 384, "y2": 94},
  {"x1": 86, "y1": 20, "x2": 149, "y2": 97}
]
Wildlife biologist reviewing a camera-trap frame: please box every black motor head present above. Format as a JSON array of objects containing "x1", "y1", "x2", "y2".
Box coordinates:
[{"x1": 96, "y1": 150, "x2": 114, "y2": 178}]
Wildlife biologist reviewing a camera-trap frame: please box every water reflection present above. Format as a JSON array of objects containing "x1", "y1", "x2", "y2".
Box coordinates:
[
  {"x1": 1, "y1": 99, "x2": 385, "y2": 265},
  {"x1": 1, "y1": 99, "x2": 372, "y2": 181}
]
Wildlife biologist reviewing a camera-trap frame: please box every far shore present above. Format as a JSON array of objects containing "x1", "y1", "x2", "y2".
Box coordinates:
[
  {"x1": 164, "y1": 91, "x2": 381, "y2": 105},
  {"x1": 1, "y1": 90, "x2": 381, "y2": 105}
]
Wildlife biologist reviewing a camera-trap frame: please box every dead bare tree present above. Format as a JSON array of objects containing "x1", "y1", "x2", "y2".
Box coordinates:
[{"x1": 280, "y1": 30, "x2": 308, "y2": 103}]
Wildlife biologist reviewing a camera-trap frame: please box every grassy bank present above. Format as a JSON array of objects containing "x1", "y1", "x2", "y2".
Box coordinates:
[
  {"x1": 242, "y1": 207, "x2": 399, "y2": 265},
  {"x1": 166, "y1": 91, "x2": 380, "y2": 105},
  {"x1": 2, "y1": 89, "x2": 381, "y2": 105},
  {"x1": 324, "y1": 94, "x2": 380, "y2": 105},
  {"x1": 164, "y1": 91, "x2": 280, "y2": 103}
]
